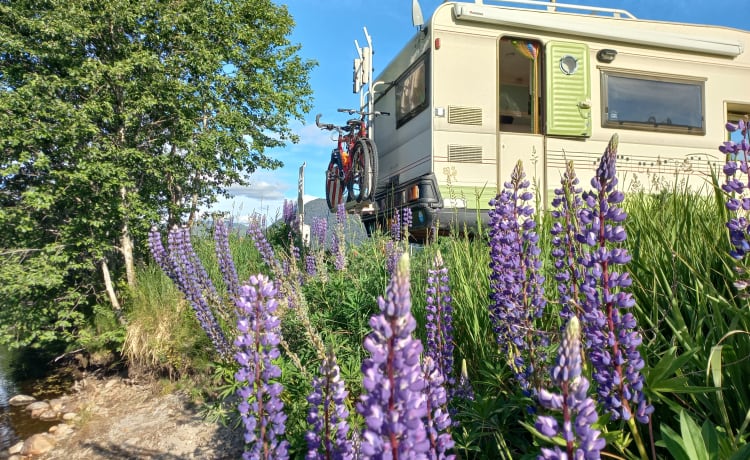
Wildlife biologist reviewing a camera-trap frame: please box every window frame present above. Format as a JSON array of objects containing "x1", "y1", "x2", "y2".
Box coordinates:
[
  {"x1": 395, "y1": 53, "x2": 430, "y2": 129},
  {"x1": 600, "y1": 70, "x2": 706, "y2": 135}
]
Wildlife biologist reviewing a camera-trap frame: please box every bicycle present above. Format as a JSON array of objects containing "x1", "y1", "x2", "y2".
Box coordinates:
[{"x1": 315, "y1": 108, "x2": 388, "y2": 212}]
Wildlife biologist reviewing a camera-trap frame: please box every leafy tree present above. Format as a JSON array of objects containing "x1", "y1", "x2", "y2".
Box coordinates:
[{"x1": 0, "y1": 0, "x2": 314, "y2": 348}]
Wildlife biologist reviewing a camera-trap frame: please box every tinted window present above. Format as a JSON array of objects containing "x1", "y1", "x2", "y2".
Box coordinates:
[
  {"x1": 396, "y1": 56, "x2": 428, "y2": 128},
  {"x1": 602, "y1": 73, "x2": 704, "y2": 134}
]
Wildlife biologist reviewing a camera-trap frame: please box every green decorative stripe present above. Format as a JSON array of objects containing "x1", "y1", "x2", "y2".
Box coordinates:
[{"x1": 439, "y1": 185, "x2": 498, "y2": 210}]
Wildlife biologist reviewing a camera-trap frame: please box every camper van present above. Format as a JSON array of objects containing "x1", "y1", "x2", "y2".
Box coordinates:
[{"x1": 350, "y1": 0, "x2": 749, "y2": 237}]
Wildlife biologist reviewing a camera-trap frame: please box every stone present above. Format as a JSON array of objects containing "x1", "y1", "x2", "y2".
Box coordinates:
[
  {"x1": 39, "y1": 409, "x2": 59, "y2": 421},
  {"x1": 8, "y1": 394, "x2": 36, "y2": 406},
  {"x1": 8, "y1": 440, "x2": 23, "y2": 455},
  {"x1": 62, "y1": 412, "x2": 78, "y2": 421},
  {"x1": 48, "y1": 397, "x2": 64, "y2": 412},
  {"x1": 24, "y1": 401, "x2": 50, "y2": 412},
  {"x1": 21, "y1": 433, "x2": 56, "y2": 456},
  {"x1": 52, "y1": 424, "x2": 73, "y2": 437}
]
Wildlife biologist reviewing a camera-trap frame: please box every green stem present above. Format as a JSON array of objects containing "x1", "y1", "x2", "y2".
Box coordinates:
[{"x1": 627, "y1": 416, "x2": 650, "y2": 460}]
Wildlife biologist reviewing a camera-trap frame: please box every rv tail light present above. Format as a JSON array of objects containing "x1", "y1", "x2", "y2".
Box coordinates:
[
  {"x1": 597, "y1": 49, "x2": 617, "y2": 63},
  {"x1": 408, "y1": 185, "x2": 420, "y2": 201},
  {"x1": 435, "y1": 38, "x2": 441, "y2": 50}
]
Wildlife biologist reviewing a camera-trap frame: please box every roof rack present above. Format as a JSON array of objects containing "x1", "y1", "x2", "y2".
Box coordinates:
[{"x1": 470, "y1": 0, "x2": 637, "y2": 19}]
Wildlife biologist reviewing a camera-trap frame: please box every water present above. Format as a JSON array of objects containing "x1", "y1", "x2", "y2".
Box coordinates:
[{"x1": 0, "y1": 347, "x2": 60, "y2": 452}]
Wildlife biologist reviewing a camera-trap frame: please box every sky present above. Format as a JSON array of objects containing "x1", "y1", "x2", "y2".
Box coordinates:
[{"x1": 206, "y1": 0, "x2": 750, "y2": 222}]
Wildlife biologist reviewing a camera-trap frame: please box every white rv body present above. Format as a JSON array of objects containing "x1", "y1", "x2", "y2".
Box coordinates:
[{"x1": 359, "y1": 0, "x2": 750, "y2": 236}]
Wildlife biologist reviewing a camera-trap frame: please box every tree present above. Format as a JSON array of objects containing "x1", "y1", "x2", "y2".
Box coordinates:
[{"x1": 0, "y1": 0, "x2": 314, "y2": 348}]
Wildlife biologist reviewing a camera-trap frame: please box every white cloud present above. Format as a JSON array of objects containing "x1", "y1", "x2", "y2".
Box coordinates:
[{"x1": 225, "y1": 180, "x2": 287, "y2": 200}]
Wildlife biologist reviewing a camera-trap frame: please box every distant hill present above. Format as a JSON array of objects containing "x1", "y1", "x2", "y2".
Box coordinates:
[{"x1": 300, "y1": 198, "x2": 368, "y2": 246}]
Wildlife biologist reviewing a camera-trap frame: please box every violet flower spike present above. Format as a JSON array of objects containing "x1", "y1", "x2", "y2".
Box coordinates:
[
  {"x1": 332, "y1": 203, "x2": 347, "y2": 271},
  {"x1": 576, "y1": 134, "x2": 652, "y2": 423},
  {"x1": 235, "y1": 275, "x2": 289, "y2": 460},
  {"x1": 422, "y1": 356, "x2": 456, "y2": 460},
  {"x1": 305, "y1": 349, "x2": 353, "y2": 460},
  {"x1": 214, "y1": 218, "x2": 241, "y2": 304},
  {"x1": 425, "y1": 251, "x2": 457, "y2": 395},
  {"x1": 536, "y1": 316, "x2": 605, "y2": 459},
  {"x1": 357, "y1": 253, "x2": 430, "y2": 457},
  {"x1": 487, "y1": 160, "x2": 547, "y2": 393}
]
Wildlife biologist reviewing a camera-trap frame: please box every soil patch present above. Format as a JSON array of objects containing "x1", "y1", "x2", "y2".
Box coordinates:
[{"x1": 32, "y1": 375, "x2": 244, "y2": 460}]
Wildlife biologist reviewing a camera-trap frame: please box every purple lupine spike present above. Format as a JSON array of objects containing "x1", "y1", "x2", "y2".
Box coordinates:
[
  {"x1": 390, "y1": 210, "x2": 402, "y2": 241},
  {"x1": 235, "y1": 275, "x2": 289, "y2": 460},
  {"x1": 402, "y1": 207, "x2": 413, "y2": 238},
  {"x1": 453, "y1": 359, "x2": 475, "y2": 402},
  {"x1": 576, "y1": 134, "x2": 653, "y2": 423},
  {"x1": 283, "y1": 199, "x2": 298, "y2": 229},
  {"x1": 161, "y1": 225, "x2": 231, "y2": 357},
  {"x1": 332, "y1": 204, "x2": 347, "y2": 271},
  {"x1": 357, "y1": 253, "x2": 430, "y2": 457},
  {"x1": 422, "y1": 356, "x2": 456, "y2": 460},
  {"x1": 312, "y1": 217, "x2": 327, "y2": 247},
  {"x1": 214, "y1": 218, "x2": 241, "y2": 303},
  {"x1": 550, "y1": 161, "x2": 585, "y2": 323},
  {"x1": 487, "y1": 160, "x2": 547, "y2": 393},
  {"x1": 722, "y1": 116, "x2": 750, "y2": 259},
  {"x1": 536, "y1": 317, "x2": 605, "y2": 459},
  {"x1": 305, "y1": 349, "x2": 353, "y2": 460},
  {"x1": 385, "y1": 240, "x2": 402, "y2": 276},
  {"x1": 425, "y1": 251, "x2": 456, "y2": 394},
  {"x1": 148, "y1": 226, "x2": 175, "y2": 280},
  {"x1": 248, "y1": 214, "x2": 279, "y2": 271},
  {"x1": 305, "y1": 255, "x2": 317, "y2": 277}
]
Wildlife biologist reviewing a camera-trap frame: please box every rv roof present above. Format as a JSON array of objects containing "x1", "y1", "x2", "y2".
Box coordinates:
[
  {"x1": 452, "y1": 3, "x2": 745, "y2": 57},
  {"x1": 467, "y1": 0, "x2": 636, "y2": 19}
]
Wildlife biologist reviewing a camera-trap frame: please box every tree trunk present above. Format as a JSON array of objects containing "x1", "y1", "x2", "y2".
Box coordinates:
[
  {"x1": 120, "y1": 185, "x2": 136, "y2": 287},
  {"x1": 101, "y1": 258, "x2": 125, "y2": 325}
]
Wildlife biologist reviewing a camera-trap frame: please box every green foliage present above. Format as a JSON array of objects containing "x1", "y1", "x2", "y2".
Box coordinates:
[{"x1": 0, "y1": 0, "x2": 314, "y2": 349}]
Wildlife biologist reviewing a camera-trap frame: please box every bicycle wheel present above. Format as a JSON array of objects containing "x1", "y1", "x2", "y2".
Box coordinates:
[
  {"x1": 349, "y1": 139, "x2": 374, "y2": 202},
  {"x1": 363, "y1": 138, "x2": 378, "y2": 201},
  {"x1": 325, "y1": 160, "x2": 345, "y2": 212}
]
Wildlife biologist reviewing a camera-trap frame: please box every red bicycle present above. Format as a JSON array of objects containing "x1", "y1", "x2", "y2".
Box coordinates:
[{"x1": 315, "y1": 108, "x2": 388, "y2": 211}]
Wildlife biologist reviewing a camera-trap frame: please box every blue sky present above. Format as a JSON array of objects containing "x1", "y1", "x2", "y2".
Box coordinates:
[{"x1": 208, "y1": 0, "x2": 749, "y2": 222}]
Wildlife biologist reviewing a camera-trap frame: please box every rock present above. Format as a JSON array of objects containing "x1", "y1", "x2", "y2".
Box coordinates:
[
  {"x1": 62, "y1": 412, "x2": 77, "y2": 421},
  {"x1": 8, "y1": 440, "x2": 23, "y2": 455},
  {"x1": 52, "y1": 424, "x2": 73, "y2": 438},
  {"x1": 8, "y1": 394, "x2": 36, "y2": 406},
  {"x1": 25, "y1": 401, "x2": 51, "y2": 417},
  {"x1": 39, "y1": 409, "x2": 59, "y2": 421},
  {"x1": 48, "y1": 398, "x2": 64, "y2": 412},
  {"x1": 21, "y1": 433, "x2": 56, "y2": 456},
  {"x1": 9, "y1": 455, "x2": 22, "y2": 460}
]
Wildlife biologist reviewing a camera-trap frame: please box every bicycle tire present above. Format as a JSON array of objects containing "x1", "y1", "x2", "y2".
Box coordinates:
[
  {"x1": 349, "y1": 139, "x2": 373, "y2": 203},
  {"x1": 363, "y1": 138, "x2": 378, "y2": 202},
  {"x1": 325, "y1": 161, "x2": 345, "y2": 212}
]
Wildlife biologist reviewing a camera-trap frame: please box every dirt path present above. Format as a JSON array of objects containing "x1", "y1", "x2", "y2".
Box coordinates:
[{"x1": 37, "y1": 376, "x2": 243, "y2": 460}]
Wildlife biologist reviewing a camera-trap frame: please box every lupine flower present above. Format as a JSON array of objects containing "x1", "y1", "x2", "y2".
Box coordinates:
[
  {"x1": 576, "y1": 134, "x2": 652, "y2": 423},
  {"x1": 332, "y1": 203, "x2": 346, "y2": 271},
  {"x1": 402, "y1": 207, "x2": 413, "y2": 239},
  {"x1": 453, "y1": 359, "x2": 475, "y2": 402},
  {"x1": 214, "y1": 219, "x2": 241, "y2": 304},
  {"x1": 722, "y1": 117, "x2": 750, "y2": 259},
  {"x1": 357, "y1": 253, "x2": 430, "y2": 457},
  {"x1": 248, "y1": 214, "x2": 279, "y2": 272},
  {"x1": 536, "y1": 317, "x2": 605, "y2": 459},
  {"x1": 312, "y1": 217, "x2": 327, "y2": 247},
  {"x1": 235, "y1": 275, "x2": 289, "y2": 460},
  {"x1": 425, "y1": 251, "x2": 456, "y2": 394},
  {"x1": 305, "y1": 255, "x2": 317, "y2": 277},
  {"x1": 149, "y1": 226, "x2": 231, "y2": 357},
  {"x1": 487, "y1": 160, "x2": 547, "y2": 393},
  {"x1": 283, "y1": 199, "x2": 298, "y2": 230},
  {"x1": 422, "y1": 356, "x2": 455, "y2": 460},
  {"x1": 550, "y1": 161, "x2": 585, "y2": 322},
  {"x1": 305, "y1": 349, "x2": 353, "y2": 460}
]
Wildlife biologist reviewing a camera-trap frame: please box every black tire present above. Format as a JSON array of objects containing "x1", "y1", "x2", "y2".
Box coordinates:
[
  {"x1": 349, "y1": 139, "x2": 373, "y2": 202},
  {"x1": 325, "y1": 161, "x2": 344, "y2": 212},
  {"x1": 363, "y1": 138, "x2": 378, "y2": 201}
]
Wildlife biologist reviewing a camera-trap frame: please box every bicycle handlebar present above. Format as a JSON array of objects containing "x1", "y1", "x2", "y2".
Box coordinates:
[
  {"x1": 315, "y1": 113, "x2": 338, "y2": 132},
  {"x1": 336, "y1": 108, "x2": 390, "y2": 117}
]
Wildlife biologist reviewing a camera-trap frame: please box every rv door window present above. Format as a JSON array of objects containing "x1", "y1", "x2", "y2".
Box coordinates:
[
  {"x1": 396, "y1": 55, "x2": 429, "y2": 128},
  {"x1": 602, "y1": 72, "x2": 705, "y2": 135}
]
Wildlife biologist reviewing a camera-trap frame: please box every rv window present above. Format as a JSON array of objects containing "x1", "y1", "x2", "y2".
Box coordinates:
[
  {"x1": 602, "y1": 72, "x2": 704, "y2": 135},
  {"x1": 396, "y1": 55, "x2": 428, "y2": 128}
]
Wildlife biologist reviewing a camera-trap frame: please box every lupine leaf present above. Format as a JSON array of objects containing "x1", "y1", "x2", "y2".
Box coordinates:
[
  {"x1": 660, "y1": 423, "x2": 690, "y2": 460},
  {"x1": 681, "y1": 410, "x2": 709, "y2": 460}
]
